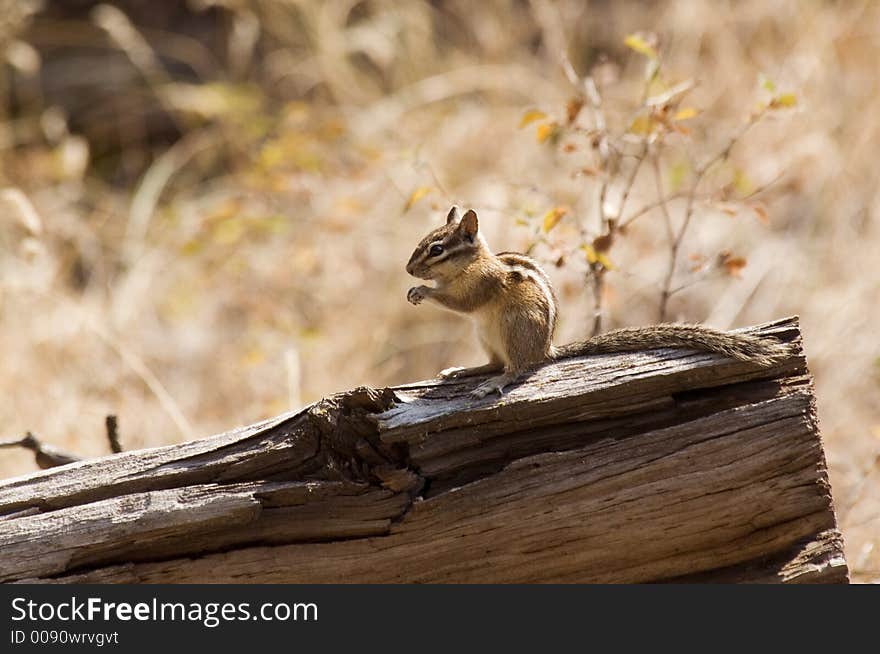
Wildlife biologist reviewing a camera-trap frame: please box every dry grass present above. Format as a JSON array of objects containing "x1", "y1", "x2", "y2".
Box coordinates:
[{"x1": 1, "y1": 0, "x2": 878, "y2": 581}]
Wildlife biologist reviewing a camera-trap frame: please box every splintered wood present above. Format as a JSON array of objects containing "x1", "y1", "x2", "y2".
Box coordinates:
[{"x1": 0, "y1": 317, "x2": 847, "y2": 583}]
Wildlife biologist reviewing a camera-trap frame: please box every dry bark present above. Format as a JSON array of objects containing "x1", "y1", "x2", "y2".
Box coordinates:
[{"x1": 0, "y1": 317, "x2": 847, "y2": 583}]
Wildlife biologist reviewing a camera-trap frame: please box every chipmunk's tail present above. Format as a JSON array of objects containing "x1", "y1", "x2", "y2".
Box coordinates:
[{"x1": 550, "y1": 323, "x2": 792, "y2": 367}]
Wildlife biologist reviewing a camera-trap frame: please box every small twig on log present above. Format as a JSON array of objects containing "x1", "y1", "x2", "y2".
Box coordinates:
[
  {"x1": 105, "y1": 415, "x2": 122, "y2": 453},
  {"x1": 0, "y1": 432, "x2": 81, "y2": 470}
]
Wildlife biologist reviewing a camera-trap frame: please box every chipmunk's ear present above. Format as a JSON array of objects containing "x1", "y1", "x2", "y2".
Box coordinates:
[
  {"x1": 459, "y1": 209, "x2": 479, "y2": 241},
  {"x1": 446, "y1": 205, "x2": 461, "y2": 224}
]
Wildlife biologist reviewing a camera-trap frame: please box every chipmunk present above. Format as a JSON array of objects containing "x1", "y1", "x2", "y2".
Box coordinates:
[{"x1": 406, "y1": 206, "x2": 789, "y2": 398}]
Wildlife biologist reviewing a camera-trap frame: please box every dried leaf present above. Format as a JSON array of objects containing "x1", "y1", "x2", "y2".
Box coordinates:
[
  {"x1": 404, "y1": 186, "x2": 432, "y2": 212},
  {"x1": 688, "y1": 253, "x2": 707, "y2": 272},
  {"x1": 592, "y1": 233, "x2": 614, "y2": 253},
  {"x1": 751, "y1": 203, "x2": 769, "y2": 224},
  {"x1": 624, "y1": 33, "x2": 658, "y2": 59},
  {"x1": 566, "y1": 98, "x2": 584, "y2": 124},
  {"x1": 718, "y1": 251, "x2": 747, "y2": 277},
  {"x1": 718, "y1": 203, "x2": 738, "y2": 217},
  {"x1": 542, "y1": 206, "x2": 568, "y2": 232},
  {"x1": 673, "y1": 107, "x2": 699, "y2": 121},
  {"x1": 646, "y1": 79, "x2": 695, "y2": 107},
  {"x1": 0, "y1": 188, "x2": 43, "y2": 235},
  {"x1": 519, "y1": 109, "x2": 547, "y2": 129}
]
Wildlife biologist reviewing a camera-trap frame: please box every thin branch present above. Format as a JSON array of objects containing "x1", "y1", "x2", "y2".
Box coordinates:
[
  {"x1": 657, "y1": 113, "x2": 765, "y2": 321},
  {"x1": 589, "y1": 268, "x2": 605, "y2": 337},
  {"x1": 613, "y1": 139, "x2": 649, "y2": 228},
  {"x1": 619, "y1": 170, "x2": 783, "y2": 232},
  {"x1": 562, "y1": 53, "x2": 610, "y2": 230},
  {"x1": 423, "y1": 162, "x2": 452, "y2": 201},
  {"x1": 105, "y1": 415, "x2": 122, "y2": 453},
  {"x1": 0, "y1": 432, "x2": 81, "y2": 469},
  {"x1": 651, "y1": 151, "x2": 675, "y2": 245},
  {"x1": 620, "y1": 192, "x2": 690, "y2": 229}
]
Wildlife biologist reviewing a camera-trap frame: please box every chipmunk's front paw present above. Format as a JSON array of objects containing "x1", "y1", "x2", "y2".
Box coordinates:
[
  {"x1": 407, "y1": 286, "x2": 430, "y2": 305},
  {"x1": 439, "y1": 366, "x2": 466, "y2": 379}
]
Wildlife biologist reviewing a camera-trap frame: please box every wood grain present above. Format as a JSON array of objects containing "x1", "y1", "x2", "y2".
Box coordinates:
[{"x1": 0, "y1": 317, "x2": 848, "y2": 583}]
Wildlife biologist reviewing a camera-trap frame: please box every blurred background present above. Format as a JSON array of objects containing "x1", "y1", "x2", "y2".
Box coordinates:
[{"x1": 0, "y1": 0, "x2": 877, "y2": 580}]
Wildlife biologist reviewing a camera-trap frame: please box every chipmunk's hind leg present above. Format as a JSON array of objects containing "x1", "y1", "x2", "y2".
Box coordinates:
[
  {"x1": 471, "y1": 371, "x2": 520, "y2": 398},
  {"x1": 440, "y1": 333, "x2": 505, "y2": 379},
  {"x1": 440, "y1": 361, "x2": 504, "y2": 379},
  {"x1": 470, "y1": 311, "x2": 542, "y2": 397}
]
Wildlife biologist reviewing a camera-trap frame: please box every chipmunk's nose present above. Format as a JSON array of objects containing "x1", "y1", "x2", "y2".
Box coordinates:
[{"x1": 405, "y1": 256, "x2": 417, "y2": 276}]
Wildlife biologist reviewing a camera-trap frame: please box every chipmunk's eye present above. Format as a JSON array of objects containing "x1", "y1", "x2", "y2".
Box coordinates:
[{"x1": 429, "y1": 244, "x2": 444, "y2": 257}]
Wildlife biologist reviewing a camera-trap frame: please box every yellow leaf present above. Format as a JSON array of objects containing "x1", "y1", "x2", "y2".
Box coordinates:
[
  {"x1": 759, "y1": 73, "x2": 776, "y2": 93},
  {"x1": 404, "y1": 186, "x2": 432, "y2": 212},
  {"x1": 583, "y1": 244, "x2": 598, "y2": 264},
  {"x1": 596, "y1": 252, "x2": 615, "y2": 270},
  {"x1": 583, "y1": 244, "x2": 614, "y2": 269},
  {"x1": 624, "y1": 33, "x2": 658, "y2": 59},
  {"x1": 536, "y1": 122, "x2": 557, "y2": 143},
  {"x1": 212, "y1": 217, "x2": 247, "y2": 245},
  {"x1": 628, "y1": 115, "x2": 654, "y2": 135},
  {"x1": 519, "y1": 109, "x2": 547, "y2": 129},
  {"x1": 673, "y1": 107, "x2": 699, "y2": 121},
  {"x1": 733, "y1": 168, "x2": 753, "y2": 195},
  {"x1": 774, "y1": 93, "x2": 797, "y2": 107},
  {"x1": 241, "y1": 346, "x2": 266, "y2": 366},
  {"x1": 542, "y1": 206, "x2": 568, "y2": 232},
  {"x1": 180, "y1": 239, "x2": 202, "y2": 256},
  {"x1": 669, "y1": 161, "x2": 689, "y2": 191}
]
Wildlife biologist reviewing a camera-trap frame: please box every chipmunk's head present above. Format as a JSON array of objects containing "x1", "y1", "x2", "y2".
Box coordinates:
[{"x1": 406, "y1": 206, "x2": 487, "y2": 281}]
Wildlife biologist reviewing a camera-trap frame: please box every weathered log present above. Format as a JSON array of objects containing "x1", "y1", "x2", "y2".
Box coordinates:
[{"x1": 0, "y1": 317, "x2": 848, "y2": 583}]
